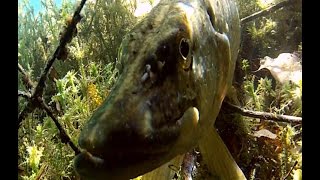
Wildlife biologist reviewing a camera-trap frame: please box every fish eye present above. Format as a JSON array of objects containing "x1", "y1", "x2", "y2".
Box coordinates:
[
  {"x1": 179, "y1": 38, "x2": 190, "y2": 59},
  {"x1": 179, "y1": 38, "x2": 191, "y2": 70}
]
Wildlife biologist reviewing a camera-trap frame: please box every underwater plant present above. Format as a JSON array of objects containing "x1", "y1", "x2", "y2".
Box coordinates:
[{"x1": 18, "y1": 0, "x2": 301, "y2": 179}]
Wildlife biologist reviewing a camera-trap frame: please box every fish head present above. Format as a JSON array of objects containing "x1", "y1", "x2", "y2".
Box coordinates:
[
  {"x1": 74, "y1": 2, "x2": 201, "y2": 179},
  {"x1": 74, "y1": 0, "x2": 240, "y2": 179}
]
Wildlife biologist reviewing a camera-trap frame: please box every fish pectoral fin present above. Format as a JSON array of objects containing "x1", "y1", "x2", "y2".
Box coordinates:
[{"x1": 198, "y1": 126, "x2": 247, "y2": 180}]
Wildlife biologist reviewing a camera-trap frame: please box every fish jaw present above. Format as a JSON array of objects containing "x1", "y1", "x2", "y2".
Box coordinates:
[{"x1": 74, "y1": 107, "x2": 200, "y2": 180}]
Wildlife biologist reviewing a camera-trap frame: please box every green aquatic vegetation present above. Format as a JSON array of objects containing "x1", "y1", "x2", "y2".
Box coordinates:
[
  {"x1": 279, "y1": 124, "x2": 302, "y2": 179},
  {"x1": 247, "y1": 20, "x2": 272, "y2": 40},
  {"x1": 243, "y1": 75, "x2": 262, "y2": 110},
  {"x1": 239, "y1": 55, "x2": 302, "y2": 179},
  {"x1": 241, "y1": 59, "x2": 250, "y2": 72},
  {"x1": 274, "y1": 81, "x2": 302, "y2": 116},
  {"x1": 247, "y1": 18, "x2": 277, "y2": 50},
  {"x1": 18, "y1": 0, "x2": 135, "y2": 178},
  {"x1": 236, "y1": 0, "x2": 261, "y2": 18},
  {"x1": 18, "y1": 0, "x2": 301, "y2": 179},
  {"x1": 243, "y1": 73, "x2": 276, "y2": 111}
]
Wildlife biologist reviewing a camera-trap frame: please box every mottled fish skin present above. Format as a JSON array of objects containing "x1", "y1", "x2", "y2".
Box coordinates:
[{"x1": 74, "y1": 0, "x2": 240, "y2": 179}]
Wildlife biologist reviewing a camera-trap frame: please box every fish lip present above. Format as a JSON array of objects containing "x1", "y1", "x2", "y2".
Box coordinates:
[
  {"x1": 77, "y1": 121, "x2": 181, "y2": 160},
  {"x1": 78, "y1": 111, "x2": 185, "y2": 158},
  {"x1": 74, "y1": 147, "x2": 172, "y2": 179},
  {"x1": 78, "y1": 143, "x2": 171, "y2": 166},
  {"x1": 76, "y1": 149, "x2": 105, "y2": 165}
]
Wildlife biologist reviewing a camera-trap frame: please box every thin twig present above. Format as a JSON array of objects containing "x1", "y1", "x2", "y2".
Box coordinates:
[
  {"x1": 282, "y1": 160, "x2": 298, "y2": 180},
  {"x1": 18, "y1": 0, "x2": 87, "y2": 155},
  {"x1": 241, "y1": 0, "x2": 292, "y2": 25},
  {"x1": 18, "y1": 63, "x2": 29, "y2": 78},
  {"x1": 35, "y1": 163, "x2": 48, "y2": 180},
  {"x1": 32, "y1": 0, "x2": 86, "y2": 98},
  {"x1": 222, "y1": 102, "x2": 302, "y2": 124},
  {"x1": 18, "y1": 0, "x2": 87, "y2": 125},
  {"x1": 18, "y1": 63, "x2": 36, "y2": 125},
  {"x1": 37, "y1": 96, "x2": 80, "y2": 155}
]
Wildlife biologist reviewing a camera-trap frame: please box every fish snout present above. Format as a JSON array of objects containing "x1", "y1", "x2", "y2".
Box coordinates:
[{"x1": 78, "y1": 98, "x2": 158, "y2": 160}]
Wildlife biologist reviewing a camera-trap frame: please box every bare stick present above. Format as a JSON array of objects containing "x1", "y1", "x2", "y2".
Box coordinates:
[
  {"x1": 18, "y1": 0, "x2": 87, "y2": 155},
  {"x1": 18, "y1": 0, "x2": 87, "y2": 124},
  {"x1": 32, "y1": 0, "x2": 86, "y2": 98},
  {"x1": 241, "y1": 0, "x2": 292, "y2": 25},
  {"x1": 222, "y1": 102, "x2": 302, "y2": 124},
  {"x1": 282, "y1": 160, "x2": 298, "y2": 180},
  {"x1": 37, "y1": 96, "x2": 80, "y2": 154},
  {"x1": 18, "y1": 63, "x2": 36, "y2": 125}
]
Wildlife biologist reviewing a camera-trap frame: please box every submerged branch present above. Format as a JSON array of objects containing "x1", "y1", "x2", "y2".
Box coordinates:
[
  {"x1": 18, "y1": 0, "x2": 87, "y2": 155},
  {"x1": 222, "y1": 102, "x2": 302, "y2": 124},
  {"x1": 241, "y1": 0, "x2": 292, "y2": 25},
  {"x1": 37, "y1": 96, "x2": 80, "y2": 155},
  {"x1": 18, "y1": 63, "x2": 36, "y2": 126},
  {"x1": 282, "y1": 160, "x2": 298, "y2": 180},
  {"x1": 18, "y1": 0, "x2": 87, "y2": 124},
  {"x1": 32, "y1": 0, "x2": 86, "y2": 98}
]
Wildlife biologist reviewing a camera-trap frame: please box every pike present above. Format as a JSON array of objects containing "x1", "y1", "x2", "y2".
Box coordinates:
[{"x1": 74, "y1": 0, "x2": 244, "y2": 179}]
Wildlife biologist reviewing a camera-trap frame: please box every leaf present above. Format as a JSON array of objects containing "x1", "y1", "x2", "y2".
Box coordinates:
[
  {"x1": 253, "y1": 129, "x2": 277, "y2": 139},
  {"x1": 256, "y1": 53, "x2": 302, "y2": 86}
]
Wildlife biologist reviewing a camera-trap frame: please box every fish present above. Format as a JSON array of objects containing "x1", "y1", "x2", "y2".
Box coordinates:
[{"x1": 74, "y1": 0, "x2": 243, "y2": 179}]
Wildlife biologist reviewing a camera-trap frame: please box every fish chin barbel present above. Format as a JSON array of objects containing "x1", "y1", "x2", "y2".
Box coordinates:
[{"x1": 74, "y1": 0, "x2": 241, "y2": 179}]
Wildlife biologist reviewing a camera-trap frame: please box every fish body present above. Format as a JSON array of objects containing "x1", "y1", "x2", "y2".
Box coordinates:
[{"x1": 74, "y1": 0, "x2": 241, "y2": 179}]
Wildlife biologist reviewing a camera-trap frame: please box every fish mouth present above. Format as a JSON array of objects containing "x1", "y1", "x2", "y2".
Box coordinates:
[
  {"x1": 74, "y1": 107, "x2": 200, "y2": 179},
  {"x1": 74, "y1": 149, "x2": 171, "y2": 180},
  {"x1": 74, "y1": 129, "x2": 177, "y2": 179},
  {"x1": 76, "y1": 146, "x2": 169, "y2": 167},
  {"x1": 75, "y1": 116, "x2": 184, "y2": 167},
  {"x1": 75, "y1": 113, "x2": 185, "y2": 167}
]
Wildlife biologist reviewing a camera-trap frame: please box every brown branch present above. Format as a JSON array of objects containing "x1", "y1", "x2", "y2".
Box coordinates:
[
  {"x1": 282, "y1": 160, "x2": 298, "y2": 180},
  {"x1": 35, "y1": 163, "x2": 48, "y2": 180},
  {"x1": 32, "y1": 0, "x2": 86, "y2": 98},
  {"x1": 37, "y1": 96, "x2": 80, "y2": 155},
  {"x1": 18, "y1": 0, "x2": 87, "y2": 125},
  {"x1": 18, "y1": 0, "x2": 87, "y2": 155},
  {"x1": 222, "y1": 102, "x2": 302, "y2": 124},
  {"x1": 18, "y1": 63, "x2": 36, "y2": 125},
  {"x1": 241, "y1": 0, "x2": 292, "y2": 25}
]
